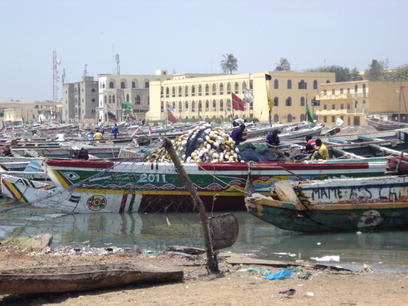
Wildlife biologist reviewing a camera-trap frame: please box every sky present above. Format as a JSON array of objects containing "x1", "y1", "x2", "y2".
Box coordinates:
[{"x1": 1, "y1": 0, "x2": 407, "y2": 102}]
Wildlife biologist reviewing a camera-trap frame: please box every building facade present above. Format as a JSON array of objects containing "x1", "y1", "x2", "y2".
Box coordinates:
[
  {"x1": 61, "y1": 76, "x2": 99, "y2": 124},
  {"x1": 96, "y1": 71, "x2": 171, "y2": 123},
  {"x1": 315, "y1": 81, "x2": 408, "y2": 125},
  {"x1": 0, "y1": 101, "x2": 61, "y2": 126},
  {"x1": 146, "y1": 71, "x2": 335, "y2": 124}
]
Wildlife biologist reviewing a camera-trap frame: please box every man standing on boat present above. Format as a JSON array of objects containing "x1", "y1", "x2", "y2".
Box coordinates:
[
  {"x1": 98, "y1": 119, "x2": 104, "y2": 135},
  {"x1": 111, "y1": 123, "x2": 119, "y2": 139}
]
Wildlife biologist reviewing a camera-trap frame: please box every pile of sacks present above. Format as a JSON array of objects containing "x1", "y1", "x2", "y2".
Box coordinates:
[{"x1": 144, "y1": 123, "x2": 241, "y2": 163}]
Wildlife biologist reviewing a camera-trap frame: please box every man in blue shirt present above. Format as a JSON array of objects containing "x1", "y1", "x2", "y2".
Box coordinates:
[
  {"x1": 111, "y1": 123, "x2": 119, "y2": 139},
  {"x1": 265, "y1": 129, "x2": 280, "y2": 146},
  {"x1": 230, "y1": 124, "x2": 246, "y2": 145}
]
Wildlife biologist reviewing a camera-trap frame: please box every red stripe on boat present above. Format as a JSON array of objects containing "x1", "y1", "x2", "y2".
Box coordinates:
[
  {"x1": 47, "y1": 159, "x2": 114, "y2": 169},
  {"x1": 119, "y1": 194, "x2": 128, "y2": 213},
  {"x1": 197, "y1": 161, "x2": 370, "y2": 171}
]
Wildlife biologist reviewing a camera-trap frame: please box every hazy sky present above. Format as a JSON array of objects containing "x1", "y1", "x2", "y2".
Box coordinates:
[{"x1": 1, "y1": 0, "x2": 407, "y2": 102}]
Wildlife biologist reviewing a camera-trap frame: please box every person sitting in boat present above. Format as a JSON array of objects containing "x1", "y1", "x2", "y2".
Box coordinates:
[
  {"x1": 265, "y1": 130, "x2": 280, "y2": 147},
  {"x1": 292, "y1": 135, "x2": 316, "y2": 161},
  {"x1": 93, "y1": 129, "x2": 103, "y2": 140},
  {"x1": 311, "y1": 138, "x2": 329, "y2": 160},
  {"x1": 230, "y1": 124, "x2": 246, "y2": 145},
  {"x1": 1, "y1": 145, "x2": 13, "y2": 157}
]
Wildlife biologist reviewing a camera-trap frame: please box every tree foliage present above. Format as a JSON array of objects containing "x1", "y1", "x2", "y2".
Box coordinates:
[
  {"x1": 364, "y1": 59, "x2": 389, "y2": 81},
  {"x1": 306, "y1": 65, "x2": 359, "y2": 82},
  {"x1": 382, "y1": 65, "x2": 408, "y2": 81},
  {"x1": 274, "y1": 58, "x2": 291, "y2": 71},
  {"x1": 220, "y1": 54, "x2": 238, "y2": 74}
]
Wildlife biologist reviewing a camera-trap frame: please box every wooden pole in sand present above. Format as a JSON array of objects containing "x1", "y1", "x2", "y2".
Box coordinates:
[{"x1": 163, "y1": 138, "x2": 219, "y2": 273}]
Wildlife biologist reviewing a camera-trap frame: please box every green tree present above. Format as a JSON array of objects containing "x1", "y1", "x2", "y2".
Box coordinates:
[
  {"x1": 382, "y1": 65, "x2": 408, "y2": 81},
  {"x1": 220, "y1": 54, "x2": 238, "y2": 74},
  {"x1": 307, "y1": 65, "x2": 352, "y2": 82},
  {"x1": 274, "y1": 57, "x2": 291, "y2": 71},
  {"x1": 365, "y1": 59, "x2": 389, "y2": 81}
]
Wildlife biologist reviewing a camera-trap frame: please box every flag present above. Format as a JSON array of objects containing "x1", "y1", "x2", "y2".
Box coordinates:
[
  {"x1": 231, "y1": 93, "x2": 244, "y2": 111},
  {"x1": 265, "y1": 74, "x2": 272, "y2": 81},
  {"x1": 129, "y1": 115, "x2": 137, "y2": 121},
  {"x1": 108, "y1": 111, "x2": 117, "y2": 122},
  {"x1": 121, "y1": 102, "x2": 132, "y2": 110},
  {"x1": 267, "y1": 89, "x2": 273, "y2": 112},
  {"x1": 244, "y1": 89, "x2": 254, "y2": 104},
  {"x1": 166, "y1": 103, "x2": 178, "y2": 123},
  {"x1": 306, "y1": 104, "x2": 314, "y2": 125}
]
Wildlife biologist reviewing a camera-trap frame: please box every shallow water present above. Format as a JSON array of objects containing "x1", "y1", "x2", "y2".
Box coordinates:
[{"x1": 1, "y1": 198, "x2": 408, "y2": 273}]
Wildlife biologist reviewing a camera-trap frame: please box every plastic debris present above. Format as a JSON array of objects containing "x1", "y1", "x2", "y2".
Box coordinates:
[
  {"x1": 246, "y1": 268, "x2": 271, "y2": 276},
  {"x1": 264, "y1": 269, "x2": 292, "y2": 280}
]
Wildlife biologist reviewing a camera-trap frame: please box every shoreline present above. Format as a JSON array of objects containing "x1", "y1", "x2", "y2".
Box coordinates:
[{"x1": 1, "y1": 245, "x2": 407, "y2": 305}]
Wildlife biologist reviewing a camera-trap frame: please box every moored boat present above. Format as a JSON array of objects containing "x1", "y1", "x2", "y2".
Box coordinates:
[
  {"x1": 245, "y1": 173, "x2": 408, "y2": 232},
  {"x1": 0, "y1": 151, "x2": 390, "y2": 213}
]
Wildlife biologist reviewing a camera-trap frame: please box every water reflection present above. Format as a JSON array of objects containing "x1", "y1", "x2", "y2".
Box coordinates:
[{"x1": 1, "y1": 198, "x2": 408, "y2": 272}]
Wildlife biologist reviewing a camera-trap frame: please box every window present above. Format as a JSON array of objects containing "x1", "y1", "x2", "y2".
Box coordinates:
[
  {"x1": 274, "y1": 97, "x2": 279, "y2": 107},
  {"x1": 109, "y1": 82, "x2": 114, "y2": 89},
  {"x1": 178, "y1": 86, "x2": 182, "y2": 97},
  {"x1": 332, "y1": 104, "x2": 335, "y2": 110},
  {"x1": 121, "y1": 81, "x2": 126, "y2": 89},
  {"x1": 192, "y1": 85, "x2": 196, "y2": 96},
  {"x1": 172, "y1": 87, "x2": 175, "y2": 97},
  {"x1": 198, "y1": 85, "x2": 202, "y2": 96},
  {"x1": 220, "y1": 100, "x2": 224, "y2": 111},
  {"x1": 313, "y1": 80, "x2": 318, "y2": 89},
  {"x1": 274, "y1": 79, "x2": 279, "y2": 89},
  {"x1": 285, "y1": 97, "x2": 292, "y2": 106},
  {"x1": 287, "y1": 80, "x2": 292, "y2": 89},
  {"x1": 126, "y1": 94, "x2": 129, "y2": 102},
  {"x1": 144, "y1": 82, "x2": 149, "y2": 88},
  {"x1": 298, "y1": 80, "x2": 307, "y2": 89},
  {"x1": 300, "y1": 97, "x2": 305, "y2": 106},
  {"x1": 234, "y1": 82, "x2": 239, "y2": 93},
  {"x1": 212, "y1": 84, "x2": 216, "y2": 95},
  {"x1": 220, "y1": 83, "x2": 224, "y2": 95},
  {"x1": 227, "y1": 83, "x2": 231, "y2": 94},
  {"x1": 132, "y1": 81, "x2": 136, "y2": 88},
  {"x1": 212, "y1": 100, "x2": 217, "y2": 111},
  {"x1": 135, "y1": 95, "x2": 141, "y2": 105},
  {"x1": 205, "y1": 85, "x2": 209, "y2": 96},
  {"x1": 185, "y1": 85, "x2": 189, "y2": 97}
]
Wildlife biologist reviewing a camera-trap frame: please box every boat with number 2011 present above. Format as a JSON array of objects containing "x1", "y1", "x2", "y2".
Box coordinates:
[{"x1": 0, "y1": 156, "x2": 389, "y2": 213}]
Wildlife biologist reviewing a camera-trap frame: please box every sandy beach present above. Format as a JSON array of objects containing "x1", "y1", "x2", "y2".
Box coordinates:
[{"x1": 0, "y1": 244, "x2": 407, "y2": 306}]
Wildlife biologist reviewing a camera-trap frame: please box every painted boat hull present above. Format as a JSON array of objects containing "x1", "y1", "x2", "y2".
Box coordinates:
[
  {"x1": 245, "y1": 175, "x2": 408, "y2": 232},
  {"x1": 36, "y1": 159, "x2": 388, "y2": 212}
]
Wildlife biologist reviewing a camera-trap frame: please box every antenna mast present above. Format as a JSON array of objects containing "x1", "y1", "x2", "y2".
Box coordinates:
[
  {"x1": 115, "y1": 54, "x2": 120, "y2": 75},
  {"x1": 52, "y1": 50, "x2": 61, "y2": 103}
]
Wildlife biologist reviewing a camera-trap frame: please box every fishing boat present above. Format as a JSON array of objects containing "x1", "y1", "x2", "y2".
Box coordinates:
[
  {"x1": 365, "y1": 116, "x2": 408, "y2": 131},
  {"x1": 0, "y1": 155, "x2": 389, "y2": 214},
  {"x1": 245, "y1": 170, "x2": 408, "y2": 232}
]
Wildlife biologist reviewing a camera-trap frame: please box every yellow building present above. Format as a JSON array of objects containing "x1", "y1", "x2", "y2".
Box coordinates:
[
  {"x1": 315, "y1": 81, "x2": 408, "y2": 125},
  {"x1": 146, "y1": 71, "x2": 335, "y2": 124},
  {"x1": 0, "y1": 101, "x2": 61, "y2": 126}
]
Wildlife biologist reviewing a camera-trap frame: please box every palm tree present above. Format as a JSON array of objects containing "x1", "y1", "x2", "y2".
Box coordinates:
[{"x1": 220, "y1": 54, "x2": 238, "y2": 74}]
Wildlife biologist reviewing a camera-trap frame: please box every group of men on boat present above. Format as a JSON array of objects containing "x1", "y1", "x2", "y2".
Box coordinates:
[{"x1": 229, "y1": 122, "x2": 329, "y2": 161}]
